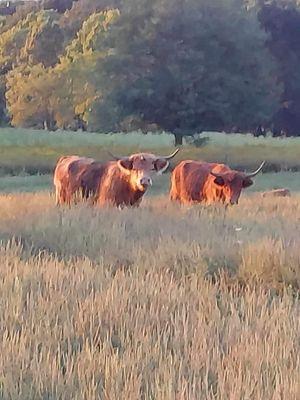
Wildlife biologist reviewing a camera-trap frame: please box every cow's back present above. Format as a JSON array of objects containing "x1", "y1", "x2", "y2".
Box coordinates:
[
  {"x1": 170, "y1": 160, "x2": 216, "y2": 203},
  {"x1": 53, "y1": 156, "x2": 95, "y2": 204},
  {"x1": 80, "y1": 162, "x2": 109, "y2": 200},
  {"x1": 170, "y1": 161, "x2": 231, "y2": 204},
  {"x1": 54, "y1": 156, "x2": 79, "y2": 184}
]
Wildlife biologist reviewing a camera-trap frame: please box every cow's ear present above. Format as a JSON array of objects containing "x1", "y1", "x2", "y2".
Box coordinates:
[
  {"x1": 118, "y1": 158, "x2": 133, "y2": 172},
  {"x1": 243, "y1": 178, "x2": 253, "y2": 188},
  {"x1": 154, "y1": 159, "x2": 169, "y2": 174},
  {"x1": 213, "y1": 176, "x2": 225, "y2": 186}
]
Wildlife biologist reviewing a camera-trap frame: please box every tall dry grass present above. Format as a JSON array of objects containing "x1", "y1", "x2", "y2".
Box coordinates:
[{"x1": 0, "y1": 192, "x2": 300, "y2": 399}]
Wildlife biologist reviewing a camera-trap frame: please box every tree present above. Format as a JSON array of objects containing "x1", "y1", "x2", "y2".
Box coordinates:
[
  {"x1": 0, "y1": 2, "x2": 42, "y2": 35},
  {"x1": 21, "y1": 11, "x2": 65, "y2": 67},
  {"x1": 59, "y1": 0, "x2": 121, "y2": 40},
  {"x1": 63, "y1": 9, "x2": 120, "y2": 61},
  {"x1": 89, "y1": 0, "x2": 281, "y2": 142},
  {"x1": 42, "y1": 0, "x2": 75, "y2": 14},
  {"x1": 0, "y1": 10, "x2": 64, "y2": 70},
  {"x1": 0, "y1": 9, "x2": 66, "y2": 124},
  {"x1": 56, "y1": 9, "x2": 120, "y2": 127},
  {"x1": 258, "y1": 1, "x2": 300, "y2": 135},
  {"x1": 6, "y1": 64, "x2": 56, "y2": 129},
  {"x1": 6, "y1": 10, "x2": 120, "y2": 129}
]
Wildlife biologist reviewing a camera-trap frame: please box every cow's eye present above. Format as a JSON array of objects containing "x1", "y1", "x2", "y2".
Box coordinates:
[{"x1": 214, "y1": 176, "x2": 225, "y2": 186}]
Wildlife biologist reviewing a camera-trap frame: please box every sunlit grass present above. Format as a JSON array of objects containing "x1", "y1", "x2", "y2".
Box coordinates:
[
  {"x1": 0, "y1": 192, "x2": 300, "y2": 398},
  {"x1": 2, "y1": 126, "x2": 300, "y2": 398}
]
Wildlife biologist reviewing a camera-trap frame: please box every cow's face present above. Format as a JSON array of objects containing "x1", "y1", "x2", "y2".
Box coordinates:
[
  {"x1": 212, "y1": 172, "x2": 253, "y2": 205},
  {"x1": 118, "y1": 153, "x2": 169, "y2": 191}
]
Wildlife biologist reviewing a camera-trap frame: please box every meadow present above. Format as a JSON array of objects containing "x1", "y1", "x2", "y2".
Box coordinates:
[
  {"x1": 1, "y1": 128, "x2": 300, "y2": 399},
  {"x1": 1, "y1": 193, "x2": 300, "y2": 399},
  {"x1": 1, "y1": 127, "x2": 300, "y2": 176}
]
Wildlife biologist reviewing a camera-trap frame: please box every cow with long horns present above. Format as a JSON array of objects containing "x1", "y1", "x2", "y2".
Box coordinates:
[
  {"x1": 54, "y1": 150, "x2": 179, "y2": 207},
  {"x1": 170, "y1": 160, "x2": 265, "y2": 205},
  {"x1": 82, "y1": 150, "x2": 179, "y2": 207}
]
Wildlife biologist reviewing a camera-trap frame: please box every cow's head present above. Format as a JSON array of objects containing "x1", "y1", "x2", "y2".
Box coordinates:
[
  {"x1": 210, "y1": 161, "x2": 265, "y2": 205},
  {"x1": 110, "y1": 149, "x2": 179, "y2": 192}
]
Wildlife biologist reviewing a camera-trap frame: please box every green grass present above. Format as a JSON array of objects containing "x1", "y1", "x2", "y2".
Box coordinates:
[
  {"x1": 0, "y1": 171, "x2": 299, "y2": 194},
  {"x1": 2, "y1": 127, "x2": 300, "y2": 175},
  {"x1": 0, "y1": 174, "x2": 52, "y2": 192},
  {"x1": 0, "y1": 127, "x2": 175, "y2": 147},
  {"x1": 0, "y1": 127, "x2": 297, "y2": 149}
]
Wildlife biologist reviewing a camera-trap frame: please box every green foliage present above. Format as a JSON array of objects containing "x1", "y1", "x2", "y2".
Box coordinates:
[
  {"x1": 89, "y1": 0, "x2": 281, "y2": 135},
  {"x1": 1, "y1": 0, "x2": 300, "y2": 138},
  {"x1": 0, "y1": 2, "x2": 42, "y2": 35},
  {"x1": 59, "y1": 0, "x2": 121, "y2": 39},
  {"x1": 22, "y1": 11, "x2": 64, "y2": 67},
  {"x1": 258, "y1": 1, "x2": 300, "y2": 135},
  {"x1": 64, "y1": 9, "x2": 119, "y2": 61},
  {"x1": 0, "y1": 10, "x2": 65, "y2": 123},
  {"x1": 5, "y1": 9, "x2": 120, "y2": 130},
  {"x1": 0, "y1": 10, "x2": 63, "y2": 70},
  {"x1": 6, "y1": 64, "x2": 57, "y2": 129}
]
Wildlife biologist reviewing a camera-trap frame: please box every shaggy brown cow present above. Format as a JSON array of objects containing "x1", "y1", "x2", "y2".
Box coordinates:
[
  {"x1": 170, "y1": 160, "x2": 265, "y2": 205},
  {"x1": 54, "y1": 150, "x2": 179, "y2": 207},
  {"x1": 81, "y1": 150, "x2": 179, "y2": 207},
  {"x1": 53, "y1": 155, "x2": 95, "y2": 205}
]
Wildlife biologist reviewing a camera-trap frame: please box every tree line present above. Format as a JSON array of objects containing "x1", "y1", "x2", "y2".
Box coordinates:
[{"x1": 0, "y1": 0, "x2": 300, "y2": 143}]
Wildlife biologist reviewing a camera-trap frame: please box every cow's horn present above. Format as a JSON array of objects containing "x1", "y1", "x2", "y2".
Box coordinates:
[
  {"x1": 161, "y1": 148, "x2": 180, "y2": 160},
  {"x1": 210, "y1": 171, "x2": 224, "y2": 179},
  {"x1": 245, "y1": 161, "x2": 265, "y2": 178},
  {"x1": 107, "y1": 151, "x2": 122, "y2": 161}
]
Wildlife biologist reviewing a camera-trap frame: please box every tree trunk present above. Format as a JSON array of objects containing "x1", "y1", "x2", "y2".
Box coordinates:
[{"x1": 174, "y1": 132, "x2": 183, "y2": 146}]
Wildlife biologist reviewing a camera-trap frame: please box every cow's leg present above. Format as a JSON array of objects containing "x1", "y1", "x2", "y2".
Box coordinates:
[
  {"x1": 169, "y1": 170, "x2": 181, "y2": 202},
  {"x1": 60, "y1": 188, "x2": 67, "y2": 205},
  {"x1": 169, "y1": 191, "x2": 179, "y2": 202},
  {"x1": 55, "y1": 183, "x2": 65, "y2": 206},
  {"x1": 55, "y1": 185, "x2": 60, "y2": 206},
  {"x1": 65, "y1": 190, "x2": 73, "y2": 207}
]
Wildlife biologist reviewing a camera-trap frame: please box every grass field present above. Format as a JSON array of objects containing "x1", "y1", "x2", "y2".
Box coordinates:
[
  {"x1": 2, "y1": 127, "x2": 300, "y2": 175},
  {"x1": 2, "y1": 128, "x2": 300, "y2": 399},
  {"x1": 0, "y1": 170, "x2": 300, "y2": 194},
  {"x1": 0, "y1": 193, "x2": 300, "y2": 399}
]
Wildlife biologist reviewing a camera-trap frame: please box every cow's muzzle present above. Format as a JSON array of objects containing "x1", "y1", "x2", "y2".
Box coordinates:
[{"x1": 140, "y1": 177, "x2": 152, "y2": 188}]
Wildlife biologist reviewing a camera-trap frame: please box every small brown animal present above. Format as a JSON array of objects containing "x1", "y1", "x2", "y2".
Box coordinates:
[
  {"x1": 170, "y1": 160, "x2": 265, "y2": 205},
  {"x1": 261, "y1": 188, "x2": 291, "y2": 198},
  {"x1": 81, "y1": 150, "x2": 179, "y2": 207},
  {"x1": 53, "y1": 156, "x2": 95, "y2": 205}
]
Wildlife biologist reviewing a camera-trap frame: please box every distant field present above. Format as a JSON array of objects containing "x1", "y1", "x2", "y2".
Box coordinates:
[
  {"x1": 2, "y1": 127, "x2": 300, "y2": 175},
  {"x1": 0, "y1": 193, "x2": 299, "y2": 399},
  {"x1": 1, "y1": 171, "x2": 300, "y2": 194}
]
